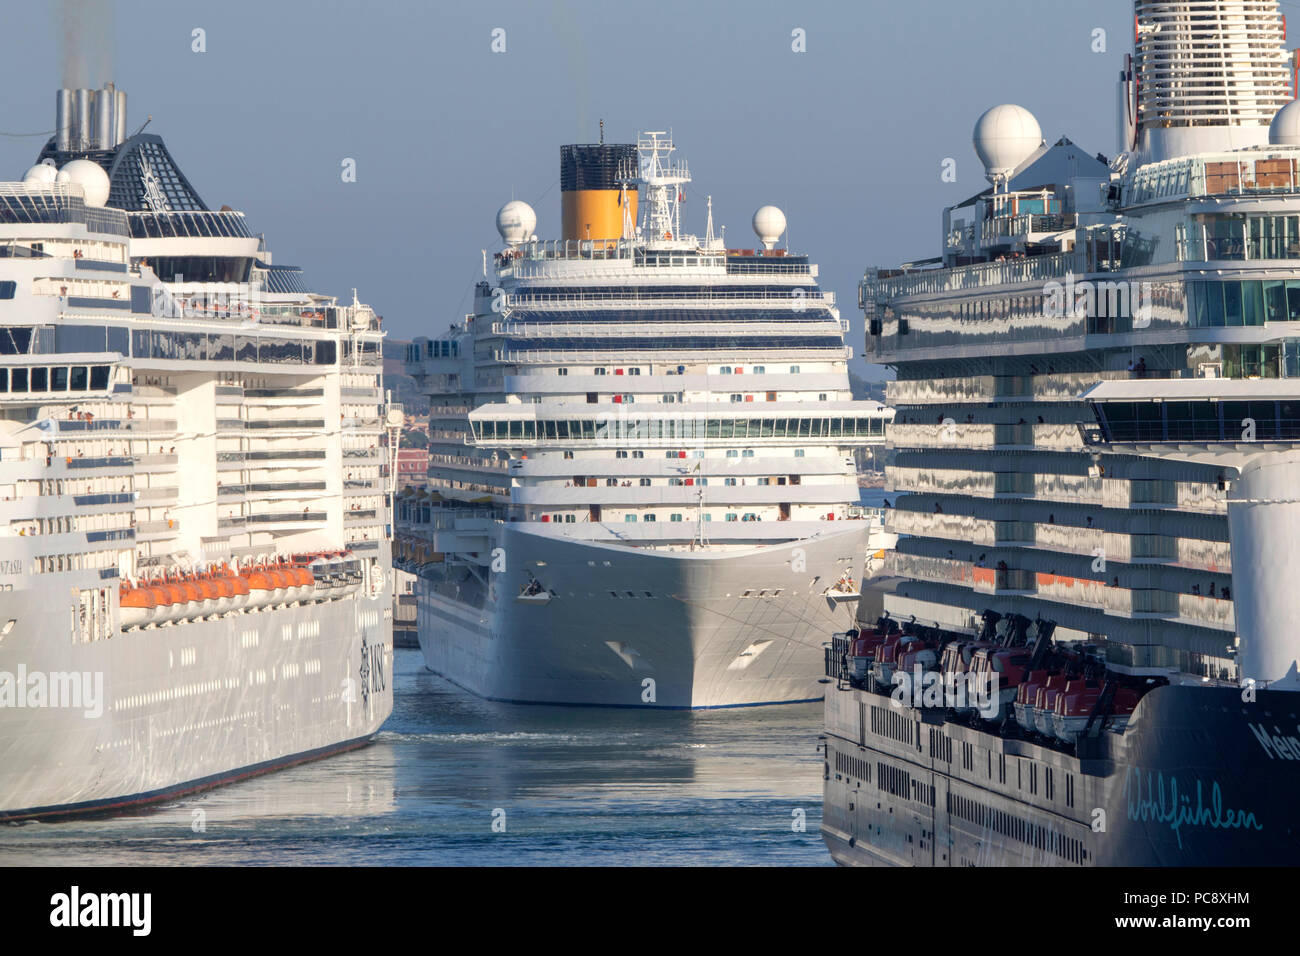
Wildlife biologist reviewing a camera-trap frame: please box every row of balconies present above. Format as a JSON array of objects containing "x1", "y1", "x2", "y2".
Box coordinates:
[
  {"x1": 886, "y1": 509, "x2": 1232, "y2": 573},
  {"x1": 889, "y1": 467, "x2": 1225, "y2": 515},
  {"x1": 888, "y1": 552, "x2": 1235, "y2": 629},
  {"x1": 888, "y1": 421, "x2": 1080, "y2": 451}
]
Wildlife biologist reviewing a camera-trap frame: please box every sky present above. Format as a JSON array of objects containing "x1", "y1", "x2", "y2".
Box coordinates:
[{"x1": 1, "y1": 0, "x2": 1172, "y2": 379}]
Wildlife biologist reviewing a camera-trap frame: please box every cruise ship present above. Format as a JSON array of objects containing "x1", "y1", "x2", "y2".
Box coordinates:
[
  {"x1": 399, "y1": 131, "x2": 892, "y2": 708},
  {"x1": 0, "y1": 84, "x2": 395, "y2": 819},
  {"x1": 822, "y1": 0, "x2": 1300, "y2": 865}
]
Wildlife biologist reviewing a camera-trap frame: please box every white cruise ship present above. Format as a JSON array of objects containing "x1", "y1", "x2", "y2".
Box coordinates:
[
  {"x1": 399, "y1": 131, "x2": 893, "y2": 708},
  {"x1": 0, "y1": 84, "x2": 395, "y2": 819},
  {"x1": 822, "y1": 0, "x2": 1300, "y2": 866}
]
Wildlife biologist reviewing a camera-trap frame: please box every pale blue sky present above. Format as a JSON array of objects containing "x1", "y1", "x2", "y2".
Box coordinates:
[{"x1": 3, "y1": 0, "x2": 1155, "y2": 377}]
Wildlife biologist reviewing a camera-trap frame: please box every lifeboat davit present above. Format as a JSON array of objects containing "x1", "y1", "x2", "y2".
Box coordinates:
[{"x1": 119, "y1": 582, "x2": 156, "y2": 629}]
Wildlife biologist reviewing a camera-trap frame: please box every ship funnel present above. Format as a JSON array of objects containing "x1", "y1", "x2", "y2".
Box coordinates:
[
  {"x1": 560, "y1": 143, "x2": 639, "y2": 243},
  {"x1": 55, "y1": 89, "x2": 73, "y2": 152},
  {"x1": 1132, "y1": 0, "x2": 1291, "y2": 163},
  {"x1": 55, "y1": 83, "x2": 128, "y2": 153}
]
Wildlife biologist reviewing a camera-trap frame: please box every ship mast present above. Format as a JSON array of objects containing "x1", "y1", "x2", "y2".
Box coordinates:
[{"x1": 635, "y1": 131, "x2": 691, "y2": 246}]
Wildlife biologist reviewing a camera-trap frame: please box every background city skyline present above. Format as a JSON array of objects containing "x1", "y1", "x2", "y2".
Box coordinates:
[{"x1": 4, "y1": 0, "x2": 1158, "y2": 378}]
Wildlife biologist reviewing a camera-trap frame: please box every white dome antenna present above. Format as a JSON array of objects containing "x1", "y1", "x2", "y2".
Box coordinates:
[
  {"x1": 1270, "y1": 101, "x2": 1300, "y2": 146},
  {"x1": 973, "y1": 104, "x2": 1042, "y2": 189},
  {"x1": 55, "y1": 159, "x2": 111, "y2": 207},
  {"x1": 496, "y1": 200, "x2": 537, "y2": 246},
  {"x1": 21, "y1": 163, "x2": 58, "y2": 185},
  {"x1": 752, "y1": 205, "x2": 786, "y2": 250}
]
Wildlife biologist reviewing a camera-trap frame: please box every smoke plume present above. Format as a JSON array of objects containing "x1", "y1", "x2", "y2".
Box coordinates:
[{"x1": 55, "y1": 0, "x2": 115, "y2": 89}]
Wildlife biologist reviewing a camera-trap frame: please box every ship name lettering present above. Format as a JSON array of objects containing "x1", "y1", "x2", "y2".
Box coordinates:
[{"x1": 1246, "y1": 722, "x2": 1300, "y2": 760}]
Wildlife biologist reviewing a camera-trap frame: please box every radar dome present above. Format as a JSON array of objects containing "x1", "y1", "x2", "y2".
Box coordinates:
[
  {"x1": 1270, "y1": 100, "x2": 1300, "y2": 146},
  {"x1": 752, "y1": 205, "x2": 786, "y2": 249},
  {"x1": 496, "y1": 200, "x2": 537, "y2": 244},
  {"x1": 55, "y1": 159, "x2": 111, "y2": 207},
  {"x1": 21, "y1": 163, "x2": 57, "y2": 185},
  {"x1": 973, "y1": 104, "x2": 1042, "y2": 184}
]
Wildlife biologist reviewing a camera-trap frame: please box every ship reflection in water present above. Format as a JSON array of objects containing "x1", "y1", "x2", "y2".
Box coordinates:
[{"x1": 1, "y1": 650, "x2": 830, "y2": 866}]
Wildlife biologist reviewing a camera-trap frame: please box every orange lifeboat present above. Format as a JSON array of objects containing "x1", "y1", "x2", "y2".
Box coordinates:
[
  {"x1": 206, "y1": 570, "x2": 234, "y2": 614},
  {"x1": 177, "y1": 574, "x2": 204, "y2": 618},
  {"x1": 265, "y1": 564, "x2": 290, "y2": 603},
  {"x1": 286, "y1": 562, "x2": 313, "y2": 602},
  {"x1": 119, "y1": 582, "x2": 156, "y2": 628},
  {"x1": 242, "y1": 564, "x2": 275, "y2": 610},
  {"x1": 156, "y1": 576, "x2": 188, "y2": 623},
  {"x1": 225, "y1": 565, "x2": 250, "y2": 612},
  {"x1": 196, "y1": 573, "x2": 221, "y2": 607}
]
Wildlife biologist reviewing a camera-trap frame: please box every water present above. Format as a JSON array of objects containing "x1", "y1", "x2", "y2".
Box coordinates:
[{"x1": 0, "y1": 649, "x2": 833, "y2": 866}]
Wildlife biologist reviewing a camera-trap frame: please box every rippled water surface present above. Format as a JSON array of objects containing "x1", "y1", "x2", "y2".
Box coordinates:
[{"x1": 2, "y1": 648, "x2": 832, "y2": 866}]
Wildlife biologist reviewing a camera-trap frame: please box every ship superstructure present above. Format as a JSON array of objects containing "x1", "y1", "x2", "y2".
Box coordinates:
[
  {"x1": 823, "y1": 0, "x2": 1300, "y2": 866},
  {"x1": 0, "y1": 84, "x2": 395, "y2": 818},
  {"x1": 400, "y1": 131, "x2": 892, "y2": 708}
]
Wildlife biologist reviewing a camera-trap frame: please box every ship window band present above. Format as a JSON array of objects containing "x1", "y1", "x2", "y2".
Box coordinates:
[
  {"x1": 471, "y1": 414, "x2": 885, "y2": 442},
  {"x1": 0, "y1": 281, "x2": 14, "y2": 299}
]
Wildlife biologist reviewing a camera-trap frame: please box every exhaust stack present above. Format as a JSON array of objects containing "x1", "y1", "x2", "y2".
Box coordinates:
[
  {"x1": 560, "y1": 143, "x2": 639, "y2": 243},
  {"x1": 55, "y1": 83, "x2": 128, "y2": 153}
]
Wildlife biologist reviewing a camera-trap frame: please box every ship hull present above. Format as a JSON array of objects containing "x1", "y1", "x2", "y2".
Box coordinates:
[
  {"x1": 821, "y1": 679, "x2": 1300, "y2": 866},
  {"x1": 0, "y1": 581, "x2": 393, "y2": 821},
  {"x1": 417, "y1": 523, "x2": 868, "y2": 708}
]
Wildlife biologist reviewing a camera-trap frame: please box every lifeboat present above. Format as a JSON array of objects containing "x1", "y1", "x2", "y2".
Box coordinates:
[
  {"x1": 195, "y1": 573, "x2": 221, "y2": 617},
  {"x1": 308, "y1": 556, "x2": 331, "y2": 600},
  {"x1": 264, "y1": 564, "x2": 290, "y2": 604},
  {"x1": 119, "y1": 582, "x2": 156, "y2": 629},
  {"x1": 1051, "y1": 679, "x2": 1102, "y2": 742},
  {"x1": 179, "y1": 574, "x2": 204, "y2": 621},
  {"x1": 1032, "y1": 674, "x2": 1067, "y2": 737},
  {"x1": 144, "y1": 580, "x2": 174, "y2": 625},
  {"x1": 983, "y1": 648, "x2": 1034, "y2": 720},
  {"x1": 896, "y1": 641, "x2": 938, "y2": 683},
  {"x1": 291, "y1": 559, "x2": 320, "y2": 603},
  {"x1": 295, "y1": 563, "x2": 316, "y2": 599},
  {"x1": 847, "y1": 627, "x2": 889, "y2": 681},
  {"x1": 241, "y1": 564, "x2": 276, "y2": 610},
  {"x1": 155, "y1": 577, "x2": 188, "y2": 624},
  {"x1": 329, "y1": 554, "x2": 356, "y2": 598},
  {"x1": 338, "y1": 553, "x2": 363, "y2": 595},
  {"x1": 206, "y1": 570, "x2": 235, "y2": 615},
  {"x1": 1014, "y1": 670, "x2": 1049, "y2": 733},
  {"x1": 871, "y1": 633, "x2": 904, "y2": 688},
  {"x1": 226, "y1": 568, "x2": 250, "y2": 612}
]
